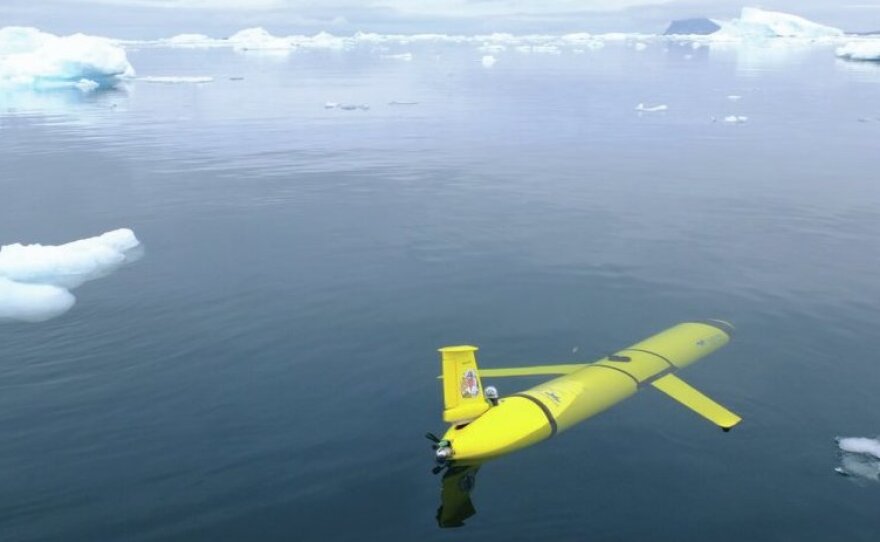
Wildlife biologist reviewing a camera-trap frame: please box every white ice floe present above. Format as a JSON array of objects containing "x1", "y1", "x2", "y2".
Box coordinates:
[
  {"x1": 727, "y1": 95, "x2": 742, "y2": 101},
  {"x1": 634, "y1": 42, "x2": 647, "y2": 51},
  {"x1": 138, "y1": 76, "x2": 214, "y2": 84},
  {"x1": 0, "y1": 229, "x2": 140, "y2": 323},
  {"x1": 481, "y1": 55, "x2": 497, "y2": 67},
  {"x1": 324, "y1": 101, "x2": 339, "y2": 109},
  {"x1": 0, "y1": 26, "x2": 134, "y2": 89},
  {"x1": 723, "y1": 115, "x2": 748, "y2": 123},
  {"x1": 636, "y1": 103, "x2": 668, "y2": 112},
  {"x1": 839, "y1": 437, "x2": 880, "y2": 459},
  {"x1": 836, "y1": 41, "x2": 880, "y2": 62},
  {"x1": 388, "y1": 100, "x2": 418, "y2": 105},
  {"x1": 836, "y1": 437, "x2": 880, "y2": 482},
  {"x1": 712, "y1": 7, "x2": 843, "y2": 41}
]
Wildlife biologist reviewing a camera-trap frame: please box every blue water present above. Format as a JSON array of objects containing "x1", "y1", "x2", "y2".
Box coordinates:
[{"x1": 2, "y1": 42, "x2": 880, "y2": 541}]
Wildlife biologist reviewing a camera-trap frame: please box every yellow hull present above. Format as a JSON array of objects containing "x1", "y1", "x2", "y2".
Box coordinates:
[{"x1": 441, "y1": 320, "x2": 734, "y2": 462}]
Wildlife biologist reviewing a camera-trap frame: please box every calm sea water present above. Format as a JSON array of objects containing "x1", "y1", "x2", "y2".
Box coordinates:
[{"x1": 2, "y1": 42, "x2": 880, "y2": 541}]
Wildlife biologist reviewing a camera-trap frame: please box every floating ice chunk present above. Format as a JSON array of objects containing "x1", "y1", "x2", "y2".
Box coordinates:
[
  {"x1": 388, "y1": 100, "x2": 418, "y2": 105},
  {"x1": 723, "y1": 115, "x2": 748, "y2": 123},
  {"x1": 515, "y1": 45, "x2": 561, "y2": 54},
  {"x1": 138, "y1": 76, "x2": 214, "y2": 84},
  {"x1": 727, "y1": 95, "x2": 742, "y2": 101},
  {"x1": 0, "y1": 278, "x2": 75, "y2": 323},
  {"x1": 836, "y1": 437, "x2": 880, "y2": 482},
  {"x1": 0, "y1": 26, "x2": 134, "y2": 89},
  {"x1": 839, "y1": 437, "x2": 880, "y2": 459},
  {"x1": 324, "y1": 101, "x2": 338, "y2": 109},
  {"x1": 382, "y1": 52, "x2": 413, "y2": 61},
  {"x1": 338, "y1": 103, "x2": 369, "y2": 111},
  {"x1": 481, "y1": 55, "x2": 497, "y2": 67},
  {"x1": 0, "y1": 229, "x2": 140, "y2": 323},
  {"x1": 634, "y1": 42, "x2": 647, "y2": 51},
  {"x1": 636, "y1": 103, "x2": 668, "y2": 112},
  {"x1": 836, "y1": 41, "x2": 880, "y2": 62}
]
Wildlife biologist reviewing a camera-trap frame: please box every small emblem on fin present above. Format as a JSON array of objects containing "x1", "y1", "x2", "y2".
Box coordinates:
[{"x1": 460, "y1": 369, "x2": 479, "y2": 398}]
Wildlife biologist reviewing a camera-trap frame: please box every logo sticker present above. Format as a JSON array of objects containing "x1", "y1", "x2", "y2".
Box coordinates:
[
  {"x1": 543, "y1": 390, "x2": 562, "y2": 405},
  {"x1": 460, "y1": 369, "x2": 479, "y2": 398}
]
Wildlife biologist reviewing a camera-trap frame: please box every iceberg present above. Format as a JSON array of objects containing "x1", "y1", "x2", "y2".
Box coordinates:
[
  {"x1": 228, "y1": 27, "x2": 292, "y2": 51},
  {"x1": 0, "y1": 229, "x2": 140, "y2": 323},
  {"x1": 836, "y1": 41, "x2": 880, "y2": 61},
  {"x1": 664, "y1": 18, "x2": 721, "y2": 36},
  {"x1": 712, "y1": 7, "x2": 843, "y2": 40},
  {"x1": 0, "y1": 26, "x2": 134, "y2": 89}
]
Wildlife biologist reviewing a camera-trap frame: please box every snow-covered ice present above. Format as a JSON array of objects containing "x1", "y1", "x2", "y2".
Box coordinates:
[
  {"x1": 0, "y1": 26, "x2": 134, "y2": 89},
  {"x1": 636, "y1": 103, "x2": 668, "y2": 112},
  {"x1": 0, "y1": 229, "x2": 140, "y2": 323},
  {"x1": 836, "y1": 41, "x2": 880, "y2": 62},
  {"x1": 481, "y1": 55, "x2": 497, "y2": 67},
  {"x1": 839, "y1": 437, "x2": 880, "y2": 459},
  {"x1": 836, "y1": 437, "x2": 880, "y2": 482}
]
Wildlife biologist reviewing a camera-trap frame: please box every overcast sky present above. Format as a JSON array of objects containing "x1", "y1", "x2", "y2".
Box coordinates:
[{"x1": 2, "y1": 0, "x2": 879, "y2": 38}]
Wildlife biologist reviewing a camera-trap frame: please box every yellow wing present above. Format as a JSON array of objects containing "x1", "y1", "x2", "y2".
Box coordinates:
[
  {"x1": 479, "y1": 364, "x2": 587, "y2": 377},
  {"x1": 651, "y1": 374, "x2": 742, "y2": 430}
]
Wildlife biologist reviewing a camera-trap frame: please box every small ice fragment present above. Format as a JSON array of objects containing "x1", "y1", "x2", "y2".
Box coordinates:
[
  {"x1": 338, "y1": 103, "x2": 369, "y2": 111},
  {"x1": 727, "y1": 95, "x2": 742, "y2": 101},
  {"x1": 481, "y1": 55, "x2": 497, "y2": 67},
  {"x1": 836, "y1": 41, "x2": 880, "y2": 62},
  {"x1": 838, "y1": 437, "x2": 880, "y2": 459},
  {"x1": 138, "y1": 76, "x2": 214, "y2": 84},
  {"x1": 572, "y1": 346, "x2": 579, "y2": 354},
  {"x1": 229, "y1": 76, "x2": 244, "y2": 81},
  {"x1": 634, "y1": 42, "x2": 647, "y2": 51},
  {"x1": 324, "y1": 101, "x2": 338, "y2": 109},
  {"x1": 683, "y1": 54, "x2": 693, "y2": 60},
  {"x1": 723, "y1": 115, "x2": 748, "y2": 123},
  {"x1": 636, "y1": 103, "x2": 668, "y2": 112},
  {"x1": 388, "y1": 101, "x2": 418, "y2": 105}
]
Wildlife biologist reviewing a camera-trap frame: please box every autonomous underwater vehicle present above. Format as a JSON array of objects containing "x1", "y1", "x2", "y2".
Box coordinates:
[{"x1": 430, "y1": 320, "x2": 741, "y2": 527}]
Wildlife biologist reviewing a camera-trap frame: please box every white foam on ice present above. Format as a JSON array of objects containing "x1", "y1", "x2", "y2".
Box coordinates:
[
  {"x1": 636, "y1": 103, "x2": 667, "y2": 112},
  {"x1": 481, "y1": 55, "x2": 497, "y2": 67},
  {"x1": 0, "y1": 229, "x2": 140, "y2": 323},
  {"x1": 836, "y1": 41, "x2": 880, "y2": 62},
  {"x1": 839, "y1": 437, "x2": 880, "y2": 459},
  {"x1": 0, "y1": 26, "x2": 134, "y2": 89},
  {"x1": 138, "y1": 76, "x2": 214, "y2": 83}
]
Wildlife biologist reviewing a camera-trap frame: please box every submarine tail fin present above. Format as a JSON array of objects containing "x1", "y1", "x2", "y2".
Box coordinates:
[
  {"x1": 651, "y1": 374, "x2": 742, "y2": 430},
  {"x1": 439, "y1": 346, "x2": 490, "y2": 424}
]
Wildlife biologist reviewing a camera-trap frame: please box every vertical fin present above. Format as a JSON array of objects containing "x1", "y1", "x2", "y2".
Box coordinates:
[{"x1": 439, "y1": 346, "x2": 490, "y2": 424}]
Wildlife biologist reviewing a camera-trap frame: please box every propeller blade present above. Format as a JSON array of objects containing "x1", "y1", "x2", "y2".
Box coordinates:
[{"x1": 425, "y1": 432, "x2": 441, "y2": 443}]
